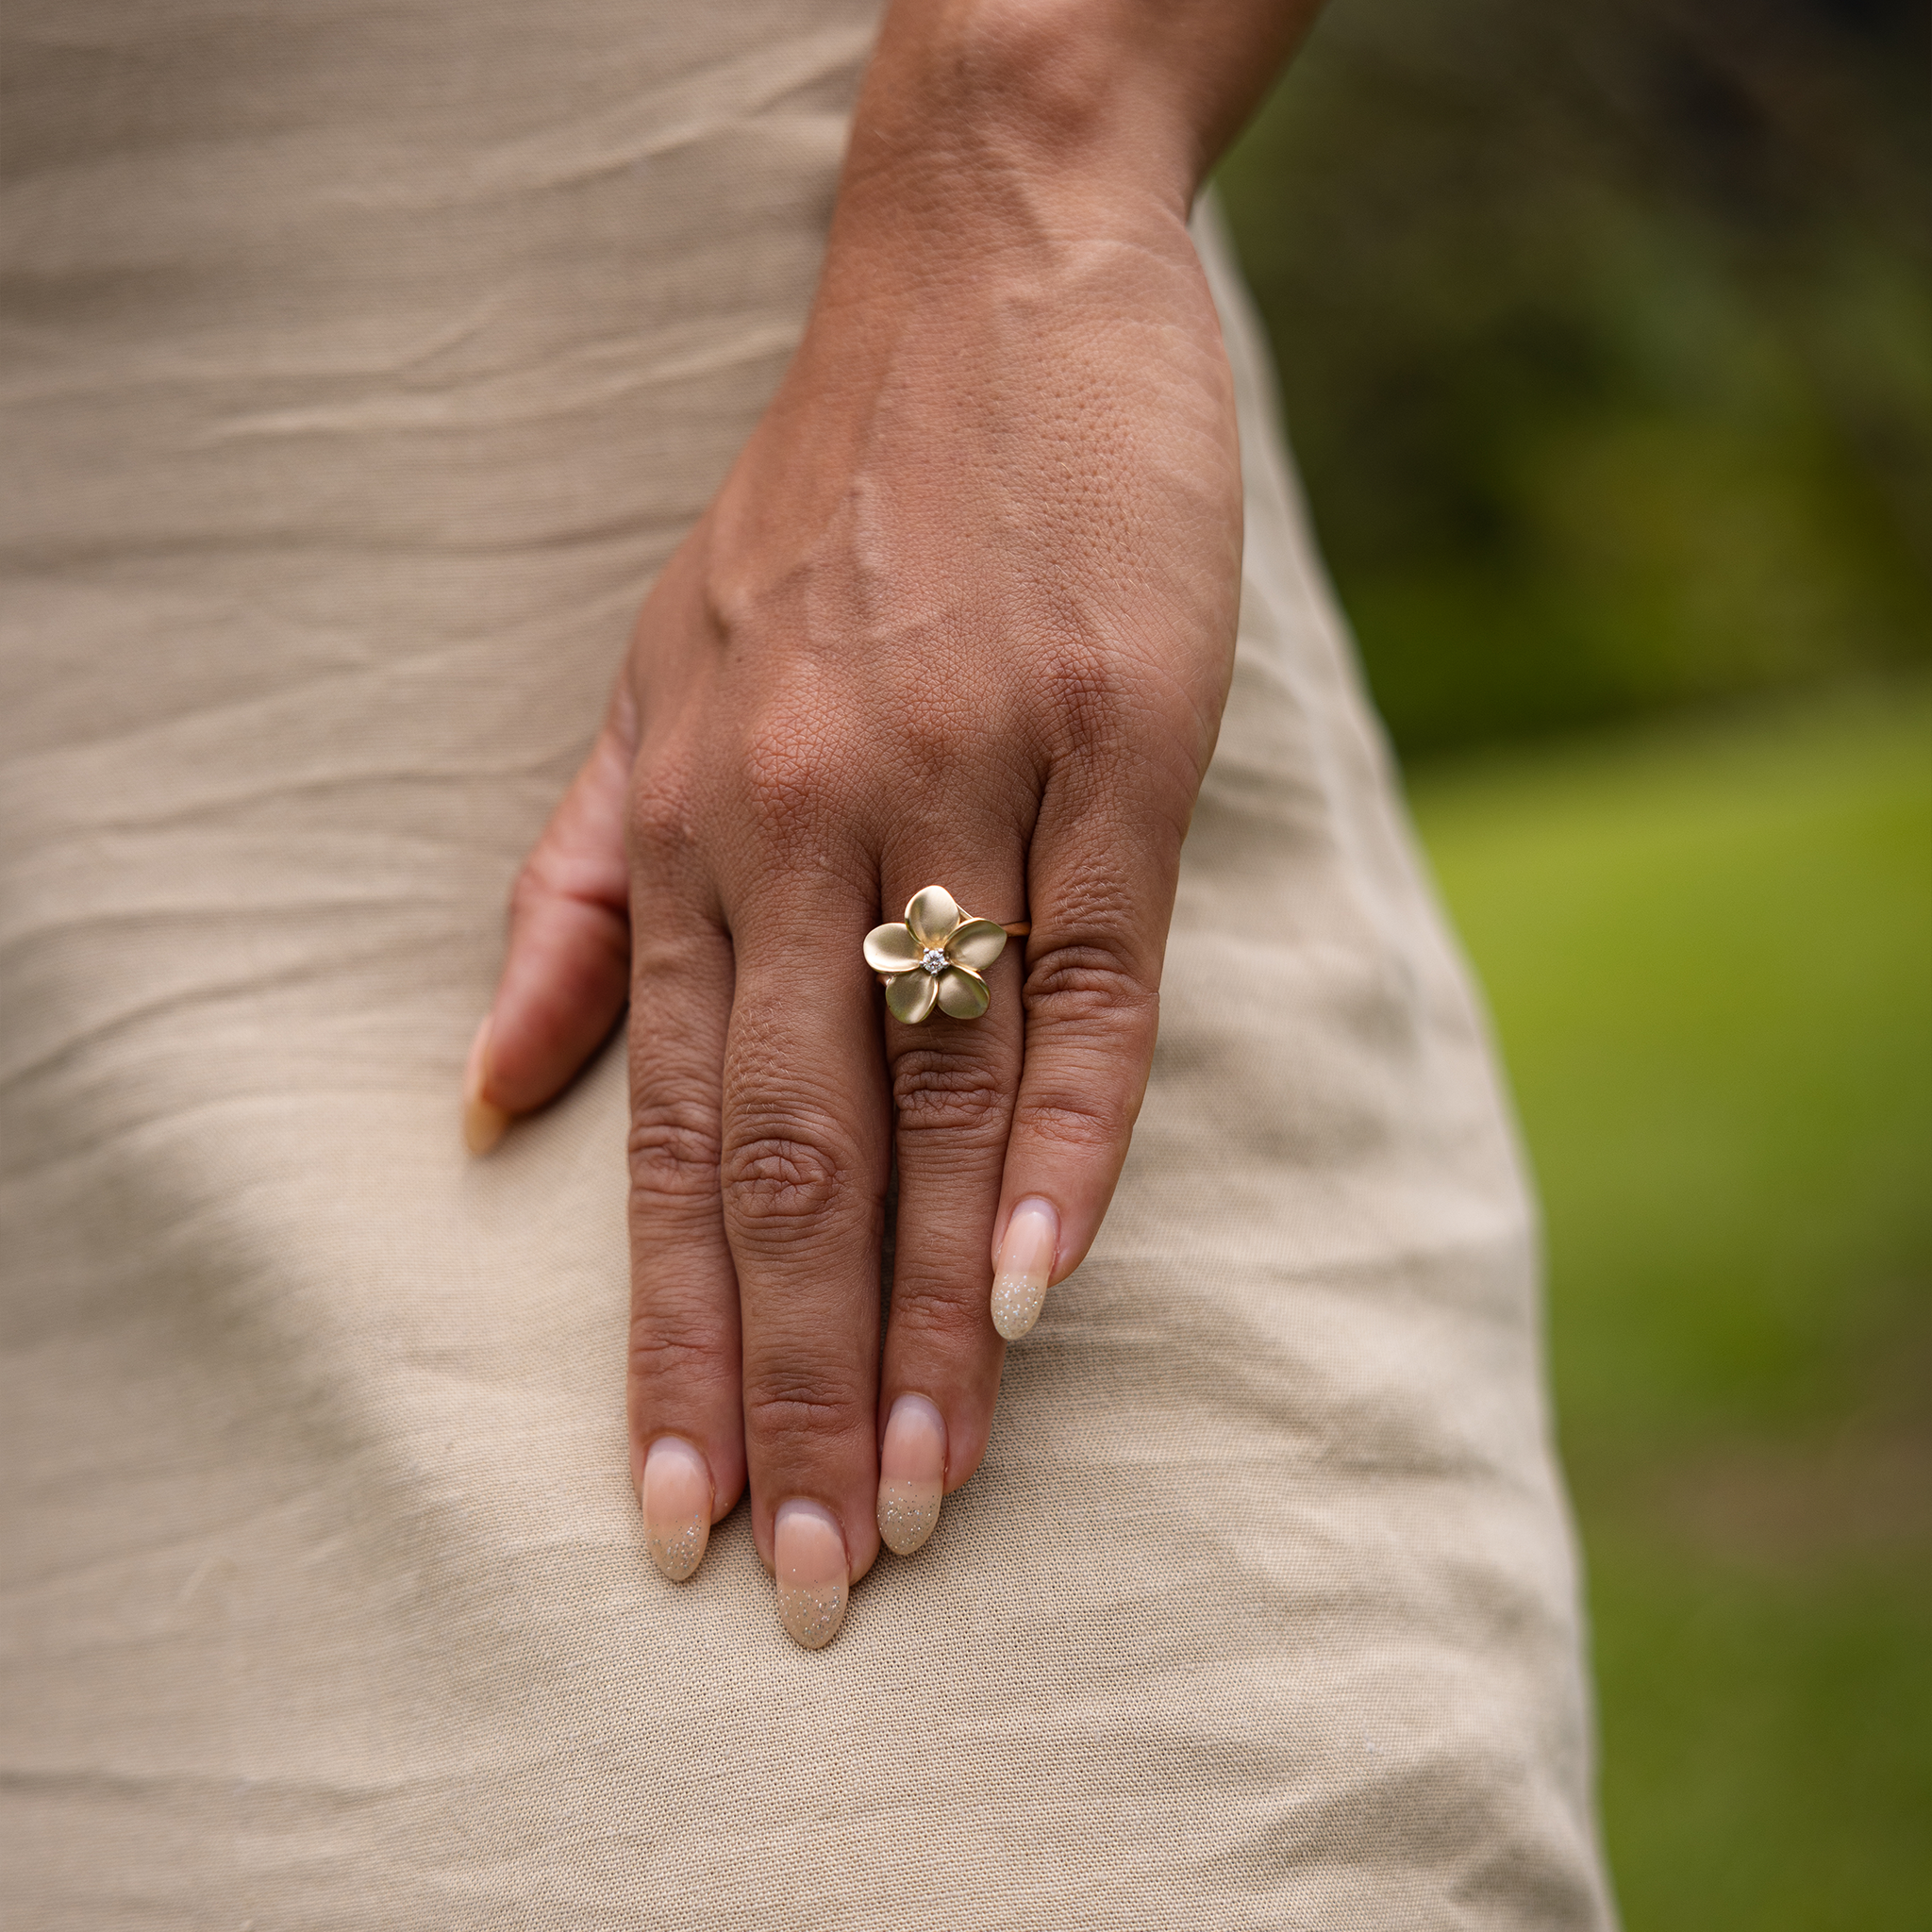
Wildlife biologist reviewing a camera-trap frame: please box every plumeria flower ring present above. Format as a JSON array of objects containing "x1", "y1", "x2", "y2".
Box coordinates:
[{"x1": 863, "y1": 885, "x2": 1023, "y2": 1024}]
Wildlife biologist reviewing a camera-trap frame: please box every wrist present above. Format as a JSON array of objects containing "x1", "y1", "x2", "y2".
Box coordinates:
[
  {"x1": 727, "y1": 0, "x2": 1249, "y2": 577},
  {"x1": 838, "y1": 0, "x2": 1207, "y2": 245}
]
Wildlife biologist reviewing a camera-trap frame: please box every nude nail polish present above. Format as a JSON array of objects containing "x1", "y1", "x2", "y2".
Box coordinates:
[
  {"x1": 991, "y1": 1197, "x2": 1058, "y2": 1340},
  {"x1": 641, "y1": 1435, "x2": 713, "y2": 1582},
  {"x1": 876, "y1": 1393, "x2": 945, "y2": 1556},
  {"x1": 774, "y1": 1499, "x2": 848, "y2": 1649},
  {"x1": 461, "y1": 1016, "x2": 510, "y2": 1156}
]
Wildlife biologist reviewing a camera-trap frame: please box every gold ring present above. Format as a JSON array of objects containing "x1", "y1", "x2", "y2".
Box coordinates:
[{"x1": 862, "y1": 885, "x2": 1028, "y2": 1024}]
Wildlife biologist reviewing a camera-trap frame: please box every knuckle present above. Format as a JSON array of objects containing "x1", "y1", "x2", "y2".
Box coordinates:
[
  {"x1": 891, "y1": 1051, "x2": 1011, "y2": 1146},
  {"x1": 627, "y1": 1107, "x2": 723, "y2": 1207},
  {"x1": 721, "y1": 1126, "x2": 858, "y2": 1240},
  {"x1": 1023, "y1": 941, "x2": 1156, "y2": 1036},
  {"x1": 1040, "y1": 644, "x2": 1126, "y2": 750},
  {"x1": 1015, "y1": 1089, "x2": 1137, "y2": 1156},
  {"x1": 741, "y1": 1374, "x2": 869, "y2": 1456},
  {"x1": 507, "y1": 856, "x2": 554, "y2": 925},
  {"x1": 884, "y1": 1281, "x2": 990, "y2": 1355},
  {"x1": 626, "y1": 1322, "x2": 731, "y2": 1392},
  {"x1": 891, "y1": 701, "x2": 962, "y2": 777},
  {"x1": 1012, "y1": 933, "x2": 1157, "y2": 1158},
  {"x1": 508, "y1": 844, "x2": 597, "y2": 931},
  {"x1": 699, "y1": 555, "x2": 751, "y2": 645},
  {"x1": 738, "y1": 718, "x2": 841, "y2": 849},
  {"x1": 625, "y1": 775, "x2": 695, "y2": 867},
  {"x1": 508, "y1": 840, "x2": 628, "y2": 956}
]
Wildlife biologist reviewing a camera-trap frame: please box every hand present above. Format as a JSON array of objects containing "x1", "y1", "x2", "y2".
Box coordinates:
[{"x1": 463, "y1": 0, "x2": 1313, "y2": 1645}]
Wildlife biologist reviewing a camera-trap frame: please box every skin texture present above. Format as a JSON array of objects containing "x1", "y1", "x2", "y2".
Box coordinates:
[{"x1": 469, "y1": 0, "x2": 1323, "y2": 1614}]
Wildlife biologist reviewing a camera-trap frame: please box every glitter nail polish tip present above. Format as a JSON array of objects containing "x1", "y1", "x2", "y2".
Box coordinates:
[
  {"x1": 641, "y1": 1435, "x2": 712, "y2": 1583},
  {"x1": 877, "y1": 1477, "x2": 941, "y2": 1556},
  {"x1": 777, "y1": 1575, "x2": 848, "y2": 1649},
  {"x1": 990, "y1": 1271, "x2": 1048, "y2": 1340},
  {"x1": 991, "y1": 1198, "x2": 1058, "y2": 1341},
  {"x1": 648, "y1": 1519, "x2": 707, "y2": 1582},
  {"x1": 774, "y1": 1498, "x2": 849, "y2": 1650},
  {"x1": 876, "y1": 1393, "x2": 946, "y2": 1555}
]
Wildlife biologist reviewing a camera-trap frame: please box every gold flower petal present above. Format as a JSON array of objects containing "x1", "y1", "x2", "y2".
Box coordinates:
[
  {"x1": 884, "y1": 968, "x2": 940, "y2": 1024},
  {"x1": 864, "y1": 922, "x2": 923, "y2": 974},
  {"x1": 935, "y1": 964, "x2": 990, "y2": 1020},
  {"x1": 946, "y1": 918, "x2": 1008, "y2": 971},
  {"x1": 905, "y1": 885, "x2": 961, "y2": 950}
]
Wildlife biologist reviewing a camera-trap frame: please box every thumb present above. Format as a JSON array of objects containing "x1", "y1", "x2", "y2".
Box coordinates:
[{"x1": 464, "y1": 691, "x2": 635, "y2": 1154}]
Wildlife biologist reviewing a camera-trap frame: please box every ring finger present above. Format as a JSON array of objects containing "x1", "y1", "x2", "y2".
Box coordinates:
[{"x1": 872, "y1": 869, "x2": 1025, "y2": 1557}]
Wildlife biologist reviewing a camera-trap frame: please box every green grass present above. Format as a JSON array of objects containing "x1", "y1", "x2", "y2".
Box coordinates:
[{"x1": 1407, "y1": 686, "x2": 1932, "y2": 1930}]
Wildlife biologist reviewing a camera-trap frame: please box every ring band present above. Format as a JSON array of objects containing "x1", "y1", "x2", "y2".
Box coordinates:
[{"x1": 861, "y1": 885, "x2": 1024, "y2": 1024}]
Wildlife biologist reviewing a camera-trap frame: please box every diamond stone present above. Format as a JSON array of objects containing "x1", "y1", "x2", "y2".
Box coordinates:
[{"x1": 921, "y1": 948, "x2": 946, "y2": 976}]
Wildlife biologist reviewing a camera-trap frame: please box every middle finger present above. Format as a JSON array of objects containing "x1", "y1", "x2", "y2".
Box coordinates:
[{"x1": 718, "y1": 858, "x2": 891, "y2": 1649}]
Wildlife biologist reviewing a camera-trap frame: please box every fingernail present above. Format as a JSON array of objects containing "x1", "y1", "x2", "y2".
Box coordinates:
[
  {"x1": 876, "y1": 1393, "x2": 945, "y2": 1556},
  {"x1": 991, "y1": 1197, "x2": 1058, "y2": 1340},
  {"x1": 641, "y1": 1435, "x2": 712, "y2": 1582},
  {"x1": 461, "y1": 1015, "x2": 510, "y2": 1156},
  {"x1": 774, "y1": 1499, "x2": 848, "y2": 1650}
]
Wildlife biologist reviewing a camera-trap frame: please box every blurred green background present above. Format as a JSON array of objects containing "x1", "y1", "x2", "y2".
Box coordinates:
[{"x1": 1217, "y1": 0, "x2": 1931, "y2": 1924}]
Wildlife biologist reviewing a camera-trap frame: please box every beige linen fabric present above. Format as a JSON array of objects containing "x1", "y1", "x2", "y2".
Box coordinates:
[{"x1": 0, "y1": 4, "x2": 1615, "y2": 1925}]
